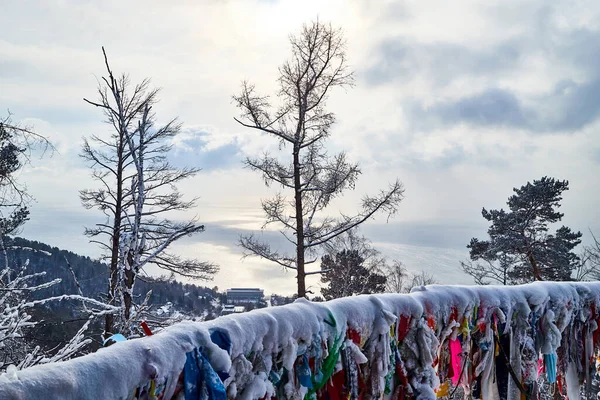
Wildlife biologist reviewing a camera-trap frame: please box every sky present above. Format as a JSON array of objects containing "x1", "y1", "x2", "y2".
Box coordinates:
[{"x1": 1, "y1": 0, "x2": 599, "y2": 295}]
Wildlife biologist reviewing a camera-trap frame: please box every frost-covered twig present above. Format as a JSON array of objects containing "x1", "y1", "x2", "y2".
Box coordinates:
[{"x1": 0, "y1": 253, "x2": 119, "y2": 371}]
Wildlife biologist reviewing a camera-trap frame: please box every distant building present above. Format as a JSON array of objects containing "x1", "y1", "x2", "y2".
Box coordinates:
[
  {"x1": 220, "y1": 305, "x2": 246, "y2": 316},
  {"x1": 226, "y1": 288, "x2": 264, "y2": 304}
]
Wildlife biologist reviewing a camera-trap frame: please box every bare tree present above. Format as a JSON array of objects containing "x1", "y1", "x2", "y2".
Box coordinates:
[
  {"x1": 385, "y1": 260, "x2": 409, "y2": 293},
  {"x1": 322, "y1": 228, "x2": 387, "y2": 270},
  {"x1": 576, "y1": 230, "x2": 600, "y2": 281},
  {"x1": 459, "y1": 253, "x2": 514, "y2": 285},
  {"x1": 587, "y1": 231, "x2": 600, "y2": 275},
  {"x1": 385, "y1": 260, "x2": 437, "y2": 293},
  {"x1": 406, "y1": 270, "x2": 437, "y2": 291},
  {"x1": 233, "y1": 21, "x2": 404, "y2": 297},
  {"x1": 81, "y1": 48, "x2": 217, "y2": 337}
]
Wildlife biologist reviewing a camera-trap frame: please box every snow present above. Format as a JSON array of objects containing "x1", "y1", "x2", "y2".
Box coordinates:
[
  {"x1": 0, "y1": 281, "x2": 599, "y2": 399},
  {"x1": 9, "y1": 247, "x2": 53, "y2": 257}
]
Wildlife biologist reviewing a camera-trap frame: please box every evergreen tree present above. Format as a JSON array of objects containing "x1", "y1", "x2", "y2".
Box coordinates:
[
  {"x1": 462, "y1": 177, "x2": 582, "y2": 284},
  {"x1": 320, "y1": 249, "x2": 386, "y2": 300},
  {"x1": 0, "y1": 116, "x2": 51, "y2": 238}
]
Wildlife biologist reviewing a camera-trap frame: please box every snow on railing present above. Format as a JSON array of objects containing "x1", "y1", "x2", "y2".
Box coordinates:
[{"x1": 1, "y1": 282, "x2": 600, "y2": 399}]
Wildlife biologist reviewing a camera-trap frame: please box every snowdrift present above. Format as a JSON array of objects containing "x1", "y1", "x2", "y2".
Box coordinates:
[{"x1": 1, "y1": 281, "x2": 600, "y2": 399}]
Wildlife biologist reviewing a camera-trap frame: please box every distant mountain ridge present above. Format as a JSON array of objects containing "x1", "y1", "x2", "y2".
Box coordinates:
[{"x1": 4, "y1": 236, "x2": 222, "y2": 316}]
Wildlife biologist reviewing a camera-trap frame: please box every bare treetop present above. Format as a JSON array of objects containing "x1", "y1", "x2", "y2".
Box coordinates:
[{"x1": 234, "y1": 22, "x2": 353, "y2": 146}]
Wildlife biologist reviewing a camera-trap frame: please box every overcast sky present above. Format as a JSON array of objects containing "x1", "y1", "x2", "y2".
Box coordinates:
[{"x1": 2, "y1": 0, "x2": 599, "y2": 295}]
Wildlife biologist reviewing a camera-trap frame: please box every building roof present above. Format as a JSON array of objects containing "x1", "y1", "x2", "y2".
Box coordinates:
[{"x1": 226, "y1": 288, "x2": 264, "y2": 293}]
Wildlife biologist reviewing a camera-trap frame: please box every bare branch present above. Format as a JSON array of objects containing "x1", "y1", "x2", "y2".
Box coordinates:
[
  {"x1": 305, "y1": 180, "x2": 405, "y2": 248},
  {"x1": 239, "y1": 234, "x2": 297, "y2": 270}
]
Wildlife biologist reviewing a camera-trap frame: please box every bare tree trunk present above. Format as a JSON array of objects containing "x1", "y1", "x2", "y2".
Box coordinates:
[
  {"x1": 123, "y1": 251, "x2": 134, "y2": 321},
  {"x1": 123, "y1": 112, "x2": 145, "y2": 324},
  {"x1": 105, "y1": 142, "x2": 124, "y2": 339},
  {"x1": 0, "y1": 233, "x2": 8, "y2": 271},
  {"x1": 293, "y1": 149, "x2": 306, "y2": 298}
]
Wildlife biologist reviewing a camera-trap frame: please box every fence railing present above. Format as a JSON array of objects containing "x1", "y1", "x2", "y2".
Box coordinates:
[{"x1": 1, "y1": 281, "x2": 600, "y2": 399}]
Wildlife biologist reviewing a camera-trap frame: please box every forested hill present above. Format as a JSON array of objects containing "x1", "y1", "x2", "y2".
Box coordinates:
[{"x1": 3, "y1": 236, "x2": 223, "y2": 317}]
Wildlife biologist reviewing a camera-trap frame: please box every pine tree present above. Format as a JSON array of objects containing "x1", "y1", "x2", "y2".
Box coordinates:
[
  {"x1": 462, "y1": 177, "x2": 582, "y2": 284},
  {"x1": 0, "y1": 116, "x2": 51, "y2": 237},
  {"x1": 320, "y1": 249, "x2": 387, "y2": 300}
]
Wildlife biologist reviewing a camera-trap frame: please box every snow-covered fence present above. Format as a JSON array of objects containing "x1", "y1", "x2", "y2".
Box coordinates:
[{"x1": 1, "y1": 282, "x2": 600, "y2": 399}]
